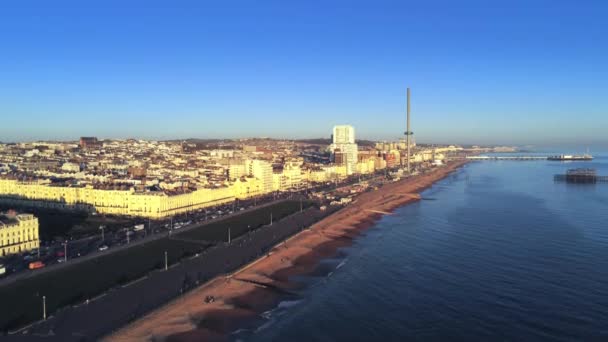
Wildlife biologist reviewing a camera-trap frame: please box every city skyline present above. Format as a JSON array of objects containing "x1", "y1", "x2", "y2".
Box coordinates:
[
  {"x1": 1, "y1": 1, "x2": 607, "y2": 147},
  {"x1": 1, "y1": 2, "x2": 607, "y2": 340}
]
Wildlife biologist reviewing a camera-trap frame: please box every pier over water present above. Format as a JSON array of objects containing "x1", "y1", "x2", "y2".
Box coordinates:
[
  {"x1": 467, "y1": 154, "x2": 594, "y2": 161},
  {"x1": 554, "y1": 169, "x2": 608, "y2": 184},
  {"x1": 466, "y1": 155, "x2": 549, "y2": 161}
]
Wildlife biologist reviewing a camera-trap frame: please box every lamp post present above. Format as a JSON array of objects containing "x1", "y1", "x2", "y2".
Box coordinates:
[{"x1": 42, "y1": 295, "x2": 46, "y2": 320}]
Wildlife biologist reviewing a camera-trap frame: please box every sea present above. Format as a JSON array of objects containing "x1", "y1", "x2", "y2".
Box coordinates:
[{"x1": 238, "y1": 152, "x2": 608, "y2": 342}]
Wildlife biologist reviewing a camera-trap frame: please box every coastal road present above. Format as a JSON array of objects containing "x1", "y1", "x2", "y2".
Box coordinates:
[
  {"x1": 0, "y1": 198, "x2": 289, "y2": 288},
  {"x1": 4, "y1": 207, "x2": 335, "y2": 341}
]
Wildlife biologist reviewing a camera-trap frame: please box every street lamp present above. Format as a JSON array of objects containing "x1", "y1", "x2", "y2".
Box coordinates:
[
  {"x1": 42, "y1": 295, "x2": 46, "y2": 320},
  {"x1": 99, "y1": 225, "x2": 105, "y2": 241},
  {"x1": 63, "y1": 241, "x2": 68, "y2": 262}
]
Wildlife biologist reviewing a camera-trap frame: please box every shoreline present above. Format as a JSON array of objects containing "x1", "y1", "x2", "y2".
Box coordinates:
[{"x1": 107, "y1": 161, "x2": 467, "y2": 341}]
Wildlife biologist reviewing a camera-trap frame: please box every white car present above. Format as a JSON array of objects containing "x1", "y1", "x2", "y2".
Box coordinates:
[{"x1": 99, "y1": 245, "x2": 109, "y2": 251}]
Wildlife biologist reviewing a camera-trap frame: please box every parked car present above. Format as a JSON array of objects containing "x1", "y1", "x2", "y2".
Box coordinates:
[
  {"x1": 98, "y1": 245, "x2": 109, "y2": 251},
  {"x1": 28, "y1": 261, "x2": 45, "y2": 270}
]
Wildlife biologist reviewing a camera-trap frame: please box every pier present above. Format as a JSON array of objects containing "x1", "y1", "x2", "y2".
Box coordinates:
[
  {"x1": 554, "y1": 169, "x2": 608, "y2": 184},
  {"x1": 467, "y1": 154, "x2": 594, "y2": 161},
  {"x1": 466, "y1": 155, "x2": 548, "y2": 161}
]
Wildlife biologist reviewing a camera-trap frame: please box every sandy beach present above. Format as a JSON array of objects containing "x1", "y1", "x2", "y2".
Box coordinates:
[{"x1": 107, "y1": 161, "x2": 466, "y2": 341}]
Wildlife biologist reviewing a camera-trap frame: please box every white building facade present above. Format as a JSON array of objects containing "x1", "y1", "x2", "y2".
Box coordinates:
[
  {"x1": 247, "y1": 159, "x2": 273, "y2": 194},
  {"x1": 330, "y1": 125, "x2": 358, "y2": 175}
]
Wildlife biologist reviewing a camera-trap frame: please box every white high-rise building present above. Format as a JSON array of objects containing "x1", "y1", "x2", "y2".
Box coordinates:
[
  {"x1": 330, "y1": 125, "x2": 358, "y2": 175},
  {"x1": 333, "y1": 125, "x2": 355, "y2": 144},
  {"x1": 247, "y1": 159, "x2": 273, "y2": 194}
]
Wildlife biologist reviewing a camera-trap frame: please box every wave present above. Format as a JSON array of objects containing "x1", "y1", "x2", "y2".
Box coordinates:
[
  {"x1": 259, "y1": 298, "x2": 304, "y2": 323},
  {"x1": 336, "y1": 258, "x2": 348, "y2": 269},
  {"x1": 230, "y1": 328, "x2": 252, "y2": 336},
  {"x1": 277, "y1": 299, "x2": 304, "y2": 309},
  {"x1": 254, "y1": 318, "x2": 275, "y2": 333}
]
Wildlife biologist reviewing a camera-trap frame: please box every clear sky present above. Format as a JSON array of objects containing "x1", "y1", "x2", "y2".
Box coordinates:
[{"x1": 1, "y1": 0, "x2": 607, "y2": 147}]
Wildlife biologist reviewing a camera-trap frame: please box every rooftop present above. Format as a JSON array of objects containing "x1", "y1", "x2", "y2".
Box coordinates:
[{"x1": 0, "y1": 212, "x2": 34, "y2": 228}]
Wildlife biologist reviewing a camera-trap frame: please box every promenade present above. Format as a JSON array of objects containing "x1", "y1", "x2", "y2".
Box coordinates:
[
  {"x1": 110, "y1": 161, "x2": 467, "y2": 341},
  {"x1": 3, "y1": 206, "x2": 334, "y2": 341}
]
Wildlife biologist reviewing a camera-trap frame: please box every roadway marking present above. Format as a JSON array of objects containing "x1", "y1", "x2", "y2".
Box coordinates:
[{"x1": 121, "y1": 275, "x2": 149, "y2": 288}]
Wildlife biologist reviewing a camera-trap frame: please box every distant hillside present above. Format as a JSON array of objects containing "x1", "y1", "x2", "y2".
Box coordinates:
[
  {"x1": 295, "y1": 138, "x2": 331, "y2": 145},
  {"x1": 163, "y1": 138, "x2": 225, "y2": 144}
]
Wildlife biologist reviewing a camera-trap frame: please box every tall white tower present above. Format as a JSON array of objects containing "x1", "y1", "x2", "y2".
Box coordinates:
[
  {"x1": 330, "y1": 125, "x2": 358, "y2": 175},
  {"x1": 405, "y1": 88, "x2": 413, "y2": 173},
  {"x1": 333, "y1": 125, "x2": 355, "y2": 144}
]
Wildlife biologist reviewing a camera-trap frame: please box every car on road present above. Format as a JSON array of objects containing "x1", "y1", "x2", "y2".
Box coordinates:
[
  {"x1": 99, "y1": 245, "x2": 109, "y2": 251},
  {"x1": 28, "y1": 261, "x2": 45, "y2": 270}
]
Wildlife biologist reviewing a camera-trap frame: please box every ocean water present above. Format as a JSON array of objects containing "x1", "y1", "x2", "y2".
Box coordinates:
[{"x1": 241, "y1": 153, "x2": 608, "y2": 342}]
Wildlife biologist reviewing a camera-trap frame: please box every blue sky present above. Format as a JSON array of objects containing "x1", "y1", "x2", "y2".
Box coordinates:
[{"x1": 0, "y1": 0, "x2": 607, "y2": 146}]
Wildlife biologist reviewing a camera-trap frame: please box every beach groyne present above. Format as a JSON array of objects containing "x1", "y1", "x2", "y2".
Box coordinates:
[{"x1": 107, "y1": 161, "x2": 467, "y2": 342}]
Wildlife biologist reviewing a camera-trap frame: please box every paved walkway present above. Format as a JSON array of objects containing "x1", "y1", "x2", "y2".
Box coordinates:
[{"x1": 3, "y1": 207, "x2": 333, "y2": 341}]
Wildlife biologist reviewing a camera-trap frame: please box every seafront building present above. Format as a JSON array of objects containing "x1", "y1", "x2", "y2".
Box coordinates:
[
  {"x1": 0, "y1": 211, "x2": 39, "y2": 256},
  {"x1": 247, "y1": 159, "x2": 273, "y2": 193},
  {"x1": 0, "y1": 133, "x2": 466, "y2": 219},
  {"x1": 332, "y1": 125, "x2": 355, "y2": 144},
  {"x1": 0, "y1": 178, "x2": 242, "y2": 218},
  {"x1": 329, "y1": 125, "x2": 358, "y2": 175}
]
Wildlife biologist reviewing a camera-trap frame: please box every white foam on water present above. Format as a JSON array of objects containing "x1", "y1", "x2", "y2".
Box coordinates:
[
  {"x1": 336, "y1": 258, "x2": 348, "y2": 269},
  {"x1": 231, "y1": 328, "x2": 251, "y2": 335},
  {"x1": 277, "y1": 299, "x2": 304, "y2": 309},
  {"x1": 254, "y1": 318, "x2": 275, "y2": 333},
  {"x1": 260, "y1": 310, "x2": 272, "y2": 320}
]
